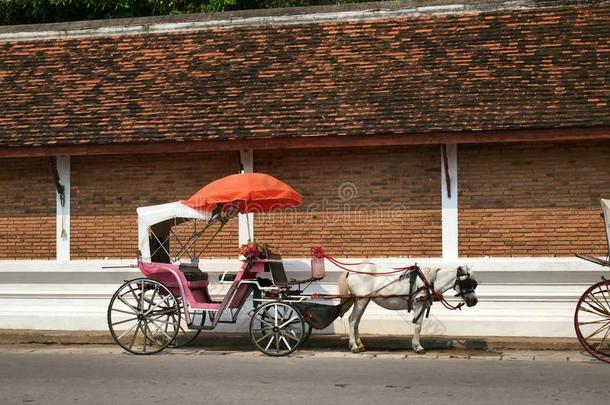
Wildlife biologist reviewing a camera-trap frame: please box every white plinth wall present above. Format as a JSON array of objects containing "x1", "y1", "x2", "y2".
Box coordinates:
[{"x1": 0, "y1": 258, "x2": 603, "y2": 337}]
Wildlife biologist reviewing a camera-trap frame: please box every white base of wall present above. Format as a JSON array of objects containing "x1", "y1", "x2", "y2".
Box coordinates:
[{"x1": 0, "y1": 258, "x2": 605, "y2": 337}]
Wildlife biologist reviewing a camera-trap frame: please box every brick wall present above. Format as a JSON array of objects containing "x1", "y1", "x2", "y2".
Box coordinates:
[
  {"x1": 71, "y1": 152, "x2": 238, "y2": 259},
  {"x1": 0, "y1": 157, "x2": 55, "y2": 259},
  {"x1": 254, "y1": 146, "x2": 441, "y2": 257},
  {"x1": 459, "y1": 142, "x2": 610, "y2": 257}
]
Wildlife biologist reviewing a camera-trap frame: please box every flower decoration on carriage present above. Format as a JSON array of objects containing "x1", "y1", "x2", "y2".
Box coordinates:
[{"x1": 238, "y1": 241, "x2": 272, "y2": 261}]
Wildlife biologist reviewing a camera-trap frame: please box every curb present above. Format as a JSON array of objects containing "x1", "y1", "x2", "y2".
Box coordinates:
[{"x1": 0, "y1": 330, "x2": 581, "y2": 351}]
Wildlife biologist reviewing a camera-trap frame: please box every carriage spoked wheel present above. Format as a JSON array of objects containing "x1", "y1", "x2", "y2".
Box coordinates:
[
  {"x1": 107, "y1": 278, "x2": 180, "y2": 355},
  {"x1": 250, "y1": 302, "x2": 305, "y2": 356},
  {"x1": 574, "y1": 279, "x2": 610, "y2": 363},
  {"x1": 168, "y1": 297, "x2": 202, "y2": 348}
]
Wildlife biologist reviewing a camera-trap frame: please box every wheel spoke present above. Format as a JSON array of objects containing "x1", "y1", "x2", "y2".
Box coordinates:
[
  {"x1": 112, "y1": 317, "x2": 138, "y2": 327},
  {"x1": 112, "y1": 307, "x2": 138, "y2": 316},
  {"x1": 255, "y1": 314, "x2": 274, "y2": 328},
  {"x1": 117, "y1": 320, "x2": 140, "y2": 340},
  {"x1": 585, "y1": 320, "x2": 610, "y2": 340},
  {"x1": 149, "y1": 308, "x2": 179, "y2": 317},
  {"x1": 128, "y1": 321, "x2": 141, "y2": 350},
  {"x1": 593, "y1": 324, "x2": 610, "y2": 353},
  {"x1": 265, "y1": 335, "x2": 275, "y2": 351},
  {"x1": 147, "y1": 317, "x2": 177, "y2": 327},
  {"x1": 578, "y1": 319, "x2": 610, "y2": 325},
  {"x1": 280, "y1": 335, "x2": 292, "y2": 351},
  {"x1": 585, "y1": 294, "x2": 610, "y2": 315},
  {"x1": 255, "y1": 333, "x2": 272, "y2": 345},
  {"x1": 580, "y1": 304, "x2": 607, "y2": 317},
  {"x1": 139, "y1": 281, "x2": 146, "y2": 311},
  {"x1": 251, "y1": 327, "x2": 273, "y2": 333},
  {"x1": 142, "y1": 322, "x2": 148, "y2": 353},
  {"x1": 147, "y1": 318, "x2": 174, "y2": 341},
  {"x1": 147, "y1": 286, "x2": 158, "y2": 313},
  {"x1": 117, "y1": 295, "x2": 139, "y2": 314},
  {"x1": 141, "y1": 322, "x2": 156, "y2": 348},
  {"x1": 598, "y1": 285, "x2": 610, "y2": 308},
  {"x1": 128, "y1": 284, "x2": 141, "y2": 305},
  {"x1": 280, "y1": 331, "x2": 300, "y2": 343},
  {"x1": 144, "y1": 295, "x2": 172, "y2": 316},
  {"x1": 279, "y1": 316, "x2": 299, "y2": 329}
]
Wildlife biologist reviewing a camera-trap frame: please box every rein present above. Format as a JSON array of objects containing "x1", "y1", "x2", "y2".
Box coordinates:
[{"x1": 311, "y1": 247, "x2": 416, "y2": 276}]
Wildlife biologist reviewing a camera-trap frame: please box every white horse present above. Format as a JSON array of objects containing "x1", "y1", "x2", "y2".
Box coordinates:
[{"x1": 338, "y1": 263, "x2": 478, "y2": 354}]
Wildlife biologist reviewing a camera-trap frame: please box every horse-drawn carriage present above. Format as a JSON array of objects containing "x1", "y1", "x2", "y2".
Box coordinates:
[
  {"x1": 107, "y1": 173, "x2": 479, "y2": 356},
  {"x1": 107, "y1": 173, "x2": 338, "y2": 356}
]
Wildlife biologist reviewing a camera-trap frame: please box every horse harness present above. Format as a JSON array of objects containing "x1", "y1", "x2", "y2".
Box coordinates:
[
  {"x1": 404, "y1": 265, "x2": 477, "y2": 323},
  {"x1": 351, "y1": 265, "x2": 458, "y2": 324}
]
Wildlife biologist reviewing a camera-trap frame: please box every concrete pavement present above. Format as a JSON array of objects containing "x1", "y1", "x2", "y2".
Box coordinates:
[{"x1": 0, "y1": 330, "x2": 583, "y2": 350}]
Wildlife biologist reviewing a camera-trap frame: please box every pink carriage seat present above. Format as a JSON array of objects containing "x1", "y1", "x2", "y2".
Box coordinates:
[{"x1": 178, "y1": 263, "x2": 209, "y2": 289}]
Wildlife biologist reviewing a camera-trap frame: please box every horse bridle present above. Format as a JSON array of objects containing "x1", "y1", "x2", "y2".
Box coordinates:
[{"x1": 453, "y1": 266, "x2": 478, "y2": 297}]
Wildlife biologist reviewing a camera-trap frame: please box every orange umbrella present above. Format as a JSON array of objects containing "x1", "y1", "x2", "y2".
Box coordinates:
[{"x1": 183, "y1": 173, "x2": 303, "y2": 213}]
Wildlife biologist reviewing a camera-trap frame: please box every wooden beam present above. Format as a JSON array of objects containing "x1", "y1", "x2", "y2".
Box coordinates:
[{"x1": 0, "y1": 126, "x2": 608, "y2": 158}]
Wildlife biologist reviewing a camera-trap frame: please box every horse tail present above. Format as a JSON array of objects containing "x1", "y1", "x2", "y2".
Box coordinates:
[{"x1": 338, "y1": 272, "x2": 354, "y2": 317}]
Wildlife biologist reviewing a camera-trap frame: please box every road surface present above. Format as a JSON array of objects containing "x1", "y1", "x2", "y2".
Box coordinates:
[{"x1": 0, "y1": 346, "x2": 608, "y2": 405}]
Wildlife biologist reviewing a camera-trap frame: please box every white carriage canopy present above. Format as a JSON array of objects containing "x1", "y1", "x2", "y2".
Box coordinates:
[{"x1": 137, "y1": 201, "x2": 211, "y2": 263}]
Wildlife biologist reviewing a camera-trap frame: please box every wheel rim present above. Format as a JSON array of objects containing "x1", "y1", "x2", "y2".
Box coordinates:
[
  {"x1": 250, "y1": 302, "x2": 304, "y2": 356},
  {"x1": 108, "y1": 279, "x2": 180, "y2": 354},
  {"x1": 574, "y1": 280, "x2": 610, "y2": 363},
  {"x1": 169, "y1": 298, "x2": 201, "y2": 348}
]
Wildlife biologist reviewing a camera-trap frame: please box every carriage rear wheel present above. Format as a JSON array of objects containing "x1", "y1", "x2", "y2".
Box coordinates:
[
  {"x1": 574, "y1": 279, "x2": 610, "y2": 363},
  {"x1": 108, "y1": 278, "x2": 180, "y2": 355},
  {"x1": 250, "y1": 302, "x2": 305, "y2": 356}
]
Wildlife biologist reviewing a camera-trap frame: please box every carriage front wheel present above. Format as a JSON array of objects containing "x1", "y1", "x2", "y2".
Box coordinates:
[
  {"x1": 574, "y1": 279, "x2": 610, "y2": 363},
  {"x1": 107, "y1": 278, "x2": 181, "y2": 355},
  {"x1": 249, "y1": 302, "x2": 305, "y2": 356}
]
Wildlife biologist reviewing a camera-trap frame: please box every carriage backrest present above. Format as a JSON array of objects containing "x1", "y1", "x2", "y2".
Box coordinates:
[{"x1": 266, "y1": 253, "x2": 289, "y2": 284}]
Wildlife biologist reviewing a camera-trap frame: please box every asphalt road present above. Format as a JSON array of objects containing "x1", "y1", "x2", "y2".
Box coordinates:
[{"x1": 0, "y1": 348, "x2": 609, "y2": 405}]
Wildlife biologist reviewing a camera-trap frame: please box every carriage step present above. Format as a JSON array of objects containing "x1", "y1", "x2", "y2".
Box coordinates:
[{"x1": 187, "y1": 324, "x2": 215, "y2": 331}]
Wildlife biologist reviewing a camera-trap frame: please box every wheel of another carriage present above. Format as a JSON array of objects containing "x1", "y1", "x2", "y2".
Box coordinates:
[
  {"x1": 574, "y1": 279, "x2": 610, "y2": 363},
  {"x1": 169, "y1": 297, "x2": 201, "y2": 348},
  {"x1": 107, "y1": 278, "x2": 181, "y2": 355},
  {"x1": 250, "y1": 302, "x2": 306, "y2": 357}
]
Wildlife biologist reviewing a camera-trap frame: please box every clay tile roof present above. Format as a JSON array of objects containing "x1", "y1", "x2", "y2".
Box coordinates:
[{"x1": 0, "y1": 0, "x2": 608, "y2": 148}]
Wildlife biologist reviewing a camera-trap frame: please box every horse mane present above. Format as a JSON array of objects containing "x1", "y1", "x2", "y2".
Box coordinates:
[{"x1": 422, "y1": 267, "x2": 441, "y2": 283}]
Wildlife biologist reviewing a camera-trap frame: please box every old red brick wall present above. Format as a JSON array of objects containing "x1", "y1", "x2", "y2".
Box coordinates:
[
  {"x1": 459, "y1": 142, "x2": 610, "y2": 257},
  {"x1": 254, "y1": 146, "x2": 441, "y2": 257},
  {"x1": 71, "y1": 152, "x2": 238, "y2": 259},
  {"x1": 0, "y1": 157, "x2": 56, "y2": 259}
]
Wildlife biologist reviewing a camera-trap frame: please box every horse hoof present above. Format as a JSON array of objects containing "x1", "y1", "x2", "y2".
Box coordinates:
[
  {"x1": 357, "y1": 345, "x2": 366, "y2": 353},
  {"x1": 414, "y1": 347, "x2": 426, "y2": 354},
  {"x1": 351, "y1": 347, "x2": 360, "y2": 354}
]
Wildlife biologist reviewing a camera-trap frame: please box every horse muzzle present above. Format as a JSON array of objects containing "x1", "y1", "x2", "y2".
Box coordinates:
[{"x1": 463, "y1": 292, "x2": 478, "y2": 307}]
